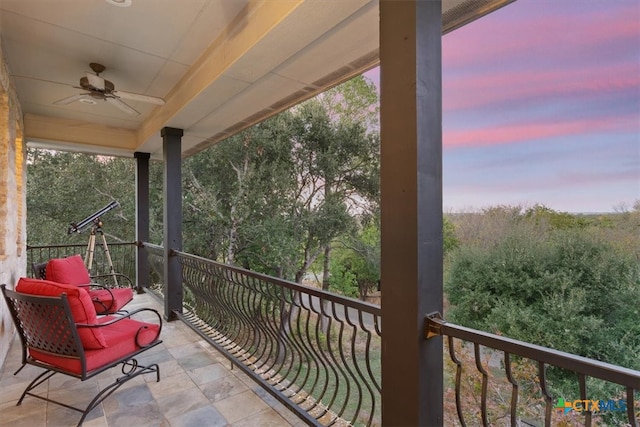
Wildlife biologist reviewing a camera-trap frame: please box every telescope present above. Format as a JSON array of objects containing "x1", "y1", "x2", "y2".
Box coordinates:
[{"x1": 68, "y1": 201, "x2": 119, "y2": 234}]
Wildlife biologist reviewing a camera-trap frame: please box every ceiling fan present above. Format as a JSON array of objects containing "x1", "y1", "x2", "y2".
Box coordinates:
[{"x1": 53, "y1": 62, "x2": 165, "y2": 117}]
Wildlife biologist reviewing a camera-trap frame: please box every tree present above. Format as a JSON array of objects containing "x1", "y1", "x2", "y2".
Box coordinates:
[
  {"x1": 445, "y1": 226, "x2": 640, "y2": 399},
  {"x1": 181, "y1": 112, "x2": 298, "y2": 274},
  {"x1": 524, "y1": 204, "x2": 588, "y2": 229},
  {"x1": 289, "y1": 76, "x2": 380, "y2": 287},
  {"x1": 443, "y1": 215, "x2": 459, "y2": 256},
  {"x1": 316, "y1": 74, "x2": 379, "y2": 130},
  {"x1": 27, "y1": 150, "x2": 136, "y2": 245},
  {"x1": 328, "y1": 218, "x2": 380, "y2": 299}
]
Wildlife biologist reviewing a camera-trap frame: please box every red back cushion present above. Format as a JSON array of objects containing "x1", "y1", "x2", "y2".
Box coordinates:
[
  {"x1": 15, "y1": 277, "x2": 107, "y2": 350},
  {"x1": 46, "y1": 255, "x2": 91, "y2": 285}
]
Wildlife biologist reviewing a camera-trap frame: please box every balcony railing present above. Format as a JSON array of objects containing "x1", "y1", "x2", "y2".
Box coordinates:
[
  {"x1": 27, "y1": 242, "x2": 137, "y2": 280},
  {"x1": 26, "y1": 243, "x2": 639, "y2": 426},
  {"x1": 141, "y1": 242, "x2": 382, "y2": 426},
  {"x1": 426, "y1": 314, "x2": 640, "y2": 427}
]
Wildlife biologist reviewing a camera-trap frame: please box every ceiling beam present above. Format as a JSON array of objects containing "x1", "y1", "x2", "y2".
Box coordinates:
[
  {"x1": 135, "y1": 0, "x2": 305, "y2": 150},
  {"x1": 24, "y1": 113, "x2": 137, "y2": 155}
]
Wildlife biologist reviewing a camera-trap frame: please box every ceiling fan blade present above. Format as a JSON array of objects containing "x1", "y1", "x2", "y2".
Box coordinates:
[
  {"x1": 114, "y1": 90, "x2": 165, "y2": 105},
  {"x1": 53, "y1": 93, "x2": 93, "y2": 105},
  {"x1": 106, "y1": 97, "x2": 140, "y2": 116}
]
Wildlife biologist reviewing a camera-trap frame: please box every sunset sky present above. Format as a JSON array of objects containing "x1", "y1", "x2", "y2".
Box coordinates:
[{"x1": 365, "y1": 0, "x2": 639, "y2": 213}]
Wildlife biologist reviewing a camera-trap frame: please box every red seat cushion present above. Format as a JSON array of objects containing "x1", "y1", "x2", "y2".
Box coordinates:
[
  {"x1": 15, "y1": 278, "x2": 107, "y2": 350},
  {"x1": 45, "y1": 255, "x2": 133, "y2": 314},
  {"x1": 46, "y1": 255, "x2": 91, "y2": 285},
  {"x1": 89, "y1": 288, "x2": 134, "y2": 314},
  {"x1": 30, "y1": 316, "x2": 160, "y2": 375}
]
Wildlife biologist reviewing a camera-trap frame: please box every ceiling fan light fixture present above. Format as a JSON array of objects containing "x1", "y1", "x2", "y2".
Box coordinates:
[
  {"x1": 79, "y1": 98, "x2": 97, "y2": 105},
  {"x1": 105, "y1": 0, "x2": 132, "y2": 7}
]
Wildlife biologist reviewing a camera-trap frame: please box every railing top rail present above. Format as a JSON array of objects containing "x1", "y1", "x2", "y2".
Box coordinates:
[
  {"x1": 139, "y1": 242, "x2": 381, "y2": 317},
  {"x1": 178, "y1": 248, "x2": 383, "y2": 316},
  {"x1": 426, "y1": 314, "x2": 640, "y2": 389},
  {"x1": 27, "y1": 242, "x2": 136, "y2": 250},
  {"x1": 140, "y1": 242, "x2": 163, "y2": 251}
]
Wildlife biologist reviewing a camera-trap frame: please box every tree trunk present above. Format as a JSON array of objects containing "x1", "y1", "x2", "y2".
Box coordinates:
[
  {"x1": 320, "y1": 244, "x2": 331, "y2": 333},
  {"x1": 227, "y1": 153, "x2": 250, "y2": 265},
  {"x1": 322, "y1": 244, "x2": 331, "y2": 291}
]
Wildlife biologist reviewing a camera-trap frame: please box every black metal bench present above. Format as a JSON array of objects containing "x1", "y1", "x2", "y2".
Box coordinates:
[{"x1": 1, "y1": 282, "x2": 162, "y2": 426}]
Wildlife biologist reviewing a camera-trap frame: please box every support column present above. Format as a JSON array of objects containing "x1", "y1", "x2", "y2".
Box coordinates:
[
  {"x1": 162, "y1": 127, "x2": 183, "y2": 321},
  {"x1": 134, "y1": 151, "x2": 150, "y2": 293},
  {"x1": 380, "y1": 1, "x2": 443, "y2": 425}
]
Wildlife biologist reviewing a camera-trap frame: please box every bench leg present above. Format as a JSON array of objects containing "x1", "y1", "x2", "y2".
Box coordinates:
[
  {"x1": 16, "y1": 360, "x2": 160, "y2": 427},
  {"x1": 76, "y1": 360, "x2": 160, "y2": 426},
  {"x1": 17, "y1": 369, "x2": 56, "y2": 406}
]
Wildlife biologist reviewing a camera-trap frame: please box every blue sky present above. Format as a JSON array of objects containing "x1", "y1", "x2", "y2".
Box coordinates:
[{"x1": 365, "y1": 0, "x2": 639, "y2": 213}]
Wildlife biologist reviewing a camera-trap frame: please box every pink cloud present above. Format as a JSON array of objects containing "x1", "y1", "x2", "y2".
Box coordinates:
[
  {"x1": 444, "y1": 3, "x2": 639, "y2": 69},
  {"x1": 444, "y1": 62, "x2": 640, "y2": 111},
  {"x1": 445, "y1": 114, "x2": 638, "y2": 147},
  {"x1": 484, "y1": 169, "x2": 639, "y2": 194},
  {"x1": 450, "y1": 168, "x2": 638, "y2": 194}
]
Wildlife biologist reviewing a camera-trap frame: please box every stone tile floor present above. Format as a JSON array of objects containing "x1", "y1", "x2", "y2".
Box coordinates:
[{"x1": 0, "y1": 292, "x2": 303, "y2": 427}]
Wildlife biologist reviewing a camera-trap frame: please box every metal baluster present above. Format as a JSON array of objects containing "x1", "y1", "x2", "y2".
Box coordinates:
[
  {"x1": 627, "y1": 387, "x2": 638, "y2": 427},
  {"x1": 356, "y1": 309, "x2": 379, "y2": 426},
  {"x1": 448, "y1": 337, "x2": 467, "y2": 427},
  {"x1": 504, "y1": 352, "x2": 519, "y2": 426},
  {"x1": 538, "y1": 362, "x2": 553, "y2": 427},
  {"x1": 474, "y1": 342, "x2": 489, "y2": 426},
  {"x1": 578, "y1": 373, "x2": 591, "y2": 427}
]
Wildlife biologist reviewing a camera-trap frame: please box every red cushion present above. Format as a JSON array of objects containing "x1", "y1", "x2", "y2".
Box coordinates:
[
  {"x1": 15, "y1": 278, "x2": 106, "y2": 350},
  {"x1": 46, "y1": 255, "x2": 91, "y2": 285},
  {"x1": 89, "y1": 288, "x2": 134, "y2": 314},
  {"x1": 30, "y1": 317, "x2": 160, "y2": 375}
]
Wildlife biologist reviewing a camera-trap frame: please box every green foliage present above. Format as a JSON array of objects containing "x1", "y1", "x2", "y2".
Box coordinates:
[
  {"x1": 446, "y1": 224, "x2": 640, "y2": 397},
  {"x1": 180, "y1": 112, "x2": 298, "y2": 266},
  {"x1": 588, "y1": 202, "x2": 640, "y2": 262},
  {"x1": 329, "y1": 220, "x2": 380, "y2": 298},
  {"x1": 524, "y1": 204, "x2": 588, "y2": 229},
  {"x1": 27, "y1": 150, "x2": 136, "y2": 245},
  {"x1": 328, "y1": 259, "x2": 360, "y2": 298},
  {"x1": 317, "y1": 75, "x2": 379, "y2": 129},
  {"x1": 443, "y1": 216, "x2": 459, "y2": 255}
]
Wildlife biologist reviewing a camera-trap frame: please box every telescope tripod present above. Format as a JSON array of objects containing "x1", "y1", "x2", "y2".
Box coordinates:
[{"x1": 85, "y1": 221, "x2": 119, "y2": 287}]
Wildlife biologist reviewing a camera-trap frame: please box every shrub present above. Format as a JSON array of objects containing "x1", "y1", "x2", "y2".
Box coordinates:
[{"x1": 445, "y1": 228, "x2": 640, "y2": 397}]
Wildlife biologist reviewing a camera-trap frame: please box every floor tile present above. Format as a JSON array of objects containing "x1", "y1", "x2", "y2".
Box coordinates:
[
  {"x1": 150, "y1": 358, "x2": 185, "y2": 380},
  {"x1": 0, "y1": 398, "x2": 46, "y2": 426},
  {"x1": 46, "y1": 402, "x2": 103, "y2": 427},
  {"x1": 103, "y1": 384, "x2": 164, "y2": 426},
  {"x1": 155, "y1": 386, "x2": 210, "y2": 419},
  {"x1": 199, "y1": 374, "x2": 248, "y2": 403},
  {"x1": 187, "y1": 362, "x2": 231, "y2": 386},
  {"x1": 167, "y1": 404, "x2": 228, "y2": 427},
  {"x1": 214, "y1": 389, "x2": 271, "y2": 424},
  {"x1": 167, "y1": 342, "x2": 204, "y2": 359},
  {"x1": 230, "y1": 408, "x2": 299, "y2": 427},
  {"x1": 176, "y1": 350, "x2": 219, "y2": 371},
  {"x1": 146, "y1": 371, "x2": 195, "y2": 400}
]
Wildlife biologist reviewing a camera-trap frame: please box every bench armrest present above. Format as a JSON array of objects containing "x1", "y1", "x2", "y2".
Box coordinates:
[{"x1": 77, "y1": 308, "x2": 162, "y2": 348}]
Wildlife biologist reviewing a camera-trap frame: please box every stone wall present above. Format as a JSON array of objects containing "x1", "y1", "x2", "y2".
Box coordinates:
[{"x1": 0, "y1": 37, "x2": 26, "y2": 369}]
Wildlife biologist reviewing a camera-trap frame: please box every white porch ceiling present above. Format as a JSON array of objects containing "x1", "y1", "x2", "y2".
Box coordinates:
[{"x1": 0, "y1": 0, "x2": 514, "y2": 159}]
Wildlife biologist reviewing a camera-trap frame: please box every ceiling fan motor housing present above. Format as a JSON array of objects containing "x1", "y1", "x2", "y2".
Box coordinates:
[{"x1": 80, "y1": 75, "x2": 115, "y2": 92}]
